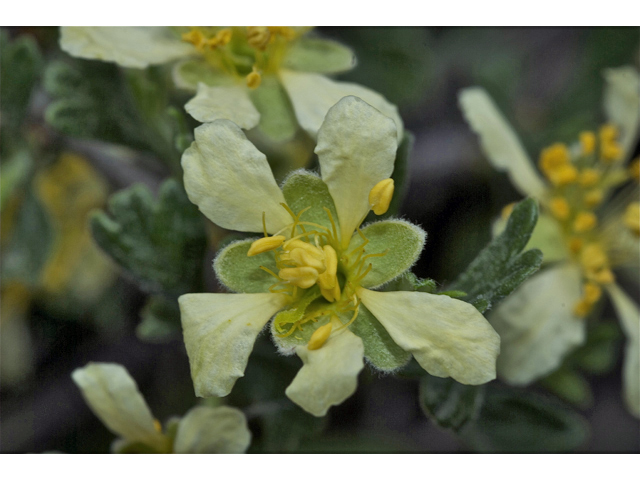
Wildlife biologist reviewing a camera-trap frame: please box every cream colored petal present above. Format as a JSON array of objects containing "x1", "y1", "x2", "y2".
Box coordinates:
[
  {"x1": 181, "y1": 120, "x2": 292, "y2": 233},
  {"x1": 358, "y1": 289, "x2": 500, "y2": 385},
  {"x1": 71, "y1": 363, "x2": 168, "y2": 451},
  {"x1": 459, "y1": 87, "x2": 547, "y2": 198},
  {"x1": 313, "y1": 96, "x2": 397, "y2": 246},
  {"x1": 285, "y1": 328, "x2": 364, "y2": 417},
  {"x1": 603, "y1": 66, "x2": 640, "y2": 156},
  {"x1": 59, "y1": 27, "x2": 194, "y2": 68},
  {"x1": 279, "y1": 69, "x2": 403, "y2": 141},
  {"x1": 185, "y1": 83, "x2": 260, "y2": 129},
  {"x1": 173, "y1": 405, "x2": 251, "y2": 453},
  {"x1": 606, "y1": 283, "x2": 639, "y2": 418},
  {"x1": 179, "y1": 293, "x2": 289, "y2": 397},
  {"x1": 489, "y1": 263, "x2": 585, "y2": 385}
]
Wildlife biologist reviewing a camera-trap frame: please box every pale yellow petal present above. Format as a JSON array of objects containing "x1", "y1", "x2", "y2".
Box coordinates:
[
  {"x1": 71, "y1": 363, "x2": 168, "y2": 451},
  {"x1": 173, "y1": 405, "x2": 251, "y2": 453},
  {"x1": 60, "y1": 27, "x2": 193, "y2": 68},
  {"x1": 606, "y1": 283, "x2": 639, "y2": 418},
  {"x1": 314, "y1": 96, "x2": 397, "y2": 246},
  {"x1": 459, "y1": 87, "x2": 547, "y2": 198},
  {"x1": 358, "y1": 289, "x2": 500, "y2": 385},
  {"x1": 285, "y1": 328, "x2": 364, "y2": 417},
  {"x1": 603, "y1": 66, "x2": 640, "y2": 156},
  {"x1": 185, "y1": 83, "x2": 260, "y2": 129},
  {"x1": 279, "y1": 69, "x2": 403, "y2": 141},
  {"x1": 489, "y1": 263, "x2": 585, "y2": 385},
  {"x1": 179, "y1": 293, "x2": 289, "y2": 397},
  {"x1": 181, "y1": 120, "x2": 292, "y2": 233}
]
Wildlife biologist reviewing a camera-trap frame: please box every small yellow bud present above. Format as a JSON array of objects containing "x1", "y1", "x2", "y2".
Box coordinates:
[
  {"x1": 246, "y1": 68, "x2": 261, "y2": 89},
  {"x1": 548, "y1": 164, "x2": 578, "y2": 186},
  {"x1": 579, "y1": 131, "x2": 596, "y2": 155},
  {"x1": 247, "y1": 235, "x2": 285, "y2": 256},
  {"x1": 307, "y1": 322, "x2": 333, "y2": 350},
  {"x1": 501, "y1": 203, "x2": 515, "y2": 220},
  {"x1": 578, "y1": 168, "x2": 601, "y2": 187},
  {"x1": 278, "y1": 266, "x2": 319, "y2": 289},
  {"x1": 623, "y1": 202, "x2": 640, "y2": 236},
  {"x1": 584, "y1": 189, "x2": 604, "y2": 208},
  {"x1": 583, "y1": 282, "x2": 602, "y2": 304},
  {"x1": 539, "y1": 143, "x2": 571, "y2": 172},
  {"x1": 549, "y1": 197, "x2": 570, "y2": 220},
  {"x1": 573, "y1": 211, "x2": 597, "y2": 232},
  {"x1": 629, "y1": 159, "x2": 640, "y2": 182},
  {"x1": 369, "y1": 178, "x2": 394, "y2": 215}
]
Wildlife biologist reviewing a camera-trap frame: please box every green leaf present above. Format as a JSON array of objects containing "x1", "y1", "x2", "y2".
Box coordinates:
[
  {"x1": 213, "y1": 239, "x2": 278, "y2": 293},
  {"x1": 90, "y1": 179, "x2": 206, "y2": 296},
  {"x1": 45, "y1": 98, "x2": 100, "y2": 136},
  {"x1": 0, "y1": 150, "x2": 32, "y2": 211},
  {"x1": 0, "y1": 30, "x2": 43, "y2": 138},
  {"x1": 448, "y1": 198, "x2": 543, "y2": 313},
  {"x1": 281, "y1": 170, "x2": 339, "y2": 234},
  {"x1": 349, "y1": 304, "x2": 411, "y2": 371},
  {"x1": 350, "y1": 219, "x2": 426, "y2": 289},
  {"x1": 419, "y1": 375, "x2": 485, "y2": 431},
  {"x1": 283, "y1": 37, "x2": 356, "y2": 74},
  {"x1": 540, "y1": 369, "x2": 593, "y2": 409},
  {"x1": 1, "y1": 187, "x2": 54, "y2": 285},
  {"x1": 249, "y1": 75, "x2": 298, "y2": 141},
  {"x1": 136, "y1": 295, "x2": 182, "y2": 342},
  {"x1": 463, "y1": 388, "x2": 589, "y2": 452}
]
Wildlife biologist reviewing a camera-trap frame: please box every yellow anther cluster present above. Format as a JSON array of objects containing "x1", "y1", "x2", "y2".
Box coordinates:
[
  {"x1": 573, "y1": 211, "x2": 597, "y2": 232},
  {"x1": 580, "y1": 131, "x2": 596, "y2": 155},
  {"x1": 572, "y1": 243, "x2": 615, "y2": 317},
  {"x1": 584, "y1": 189, "x2": 603, "y2": 208},
  {"x1": 624, "y1": 202, "x2": 640, "y2": 236},
  {"x1": 539, "y1": 143, "x2": 578, "y2": 186},
  {"x1": 549, "y1": 197, "x2": 570, "y2": 220},
  {"x1": 246, "y1": 26, "x2": 271, "y2": 50},
  {"x1": 182, "y1": 28, "x2": 232, "y2": 52},
  {"x1": 369, "y1": 179, "x2": 395, "y2": 216},
  {"x1": 599, "y1": 125, "x2": 623, "y2": 163}
]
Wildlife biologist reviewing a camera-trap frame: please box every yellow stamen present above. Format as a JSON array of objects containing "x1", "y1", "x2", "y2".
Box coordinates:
[
  {"x1": 573, "y1": 211, "x2": 597, "y2": 232},
  {"x1": 600, "y1": 142, "x2": 623, "y2": 163},
  {"x1": 539, "y1": 143, "x2": 571, "y2": 172},
  {"x1": 584, "y1": 189, "x2": 604, "y2": 208},
  {"x1": 246, "y1": 26, "x2": 271, "y2": 50},
  {"x1": 580, "y1": 243, "x2": 608, "y2": 271},
  {"x1": 214, "y1": 28, "x2": 232, "y2": 46},
  {"x1": 623, "y1": 202, "x2": 640, "y2": 236},
  {"x1": 501, "y1": 203, "x2": 515, "y2": 220},
  {"x1": 579, "y1": 131, "x2": 596, "y2": 155},
  {"x1": 368, "y1": 178, "x2": 395, "y2": 216},
  {"x1": 599, "y1": 124, "x2": 618, "y2": 144},
  {"x1": 182, "y1": 29, "x2": 206, "y2": 50},
  {"x1": 317, "y1": 245, "x2": 338, "y2": 290},
  {"x1": 573, "y1": 299, "x2": 592, "y2": 318},
  {"x1": 549, "y1": 197, "x2": 570, "y2": 220},
  {"x1": 278, "y1": 266, "x2": 319, "y2": 289},
  {"x1": 548, "y1": 164, "x2": 578, "y2": 186},
  {"x1": 247, "y1": 235, "x2": 285, "y2": 256},
  {"x1": 290, "y1": 248, "x2": 326, "y2": 273},
  {"x1": 246, "y1": 67, "x2": 261, "y2": 89},
  {"x1": 307, "y1": 321, "x2": 333, "y2": 350},
  {"x1": 579, "y1": 168, "x2": 601, "y2": 187},
  {"x1": 583, "y1": 282, "x2": 602, "y2": 304},
  {"x1": 593, "y1": 268, "x2": 615, "y2": 285}
]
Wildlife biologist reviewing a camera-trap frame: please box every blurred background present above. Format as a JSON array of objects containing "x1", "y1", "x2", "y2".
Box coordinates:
[{"x1": 1, "y1": 27, "x2": 639, "y2": 453}]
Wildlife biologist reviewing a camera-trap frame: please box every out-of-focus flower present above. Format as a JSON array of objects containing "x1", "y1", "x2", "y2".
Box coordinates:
[
  {"x1": 178, "y1": 96, "x2": 500, "y2": 417},
  {"x1": 59, "y1": 27, "x2": 402, "y2": 142},
  {"x1": 459, "y1": 66, "x2": 639, "y2": 417},
  {"x1": 72, "y1": 362, "x2": 251, "y2": 453}
]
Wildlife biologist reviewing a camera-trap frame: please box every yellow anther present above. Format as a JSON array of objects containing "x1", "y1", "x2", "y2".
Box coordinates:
[
  {"x1": 573, "y1": 211, "x2": 597, "y2": 232},
  {"x1": 599, "y1": 124, "x2": 618, "y2": 144},
  {"x1": 573, "y1": 299, "x2": 593, "y2": 318},
  {"x1": 549, "y1": 197, "x2": 570, "y2": 220},
  {"x1": 153, "y1": 419, "x2": 162, "y2": 433},
  {"x1": 568, "y1": 237, "x2": 583, "y2": 254},
  {"x1": 580, "y1": 131, "x2": 596, "y2": 155},
  {"x1": 307, "y1": 322, "x2": 333, "y2": 350},
  {"x1": 369, "y1": 178, "x2": 395, "y2": 215},
  {"x1": 247, "y1": 235, "x2": 285, "y2": 256},
  {"x1": 580, "y1": 243, "x2": 608, "y2": 271},
  {"x1": 247, "y1": 26, "x2": 271, "y2": 50},
  {"x1": 539, "y1": 143, "x2": 570, "y2": 172},
  {"x1": 623, "y1": 202, "x2": 640, "y2": 236},
  {"x1": 600, "y1": 142, "x2": 623, "y2": 163},
  {"x1": 593, "y1": 268, "x2": 615, "y2": 285},
  {"x1": 583, "y1": 282, "x2": 602, "y2": 304},
  {"x1": 182, "y1": 29, "x2": 206, "y2": 50},
  {"x1": 630, "y1": 158, "x2": 640, "y2": 182},
  {"x1": 290, "y1": 248, "x2": 326, "y2": 273},
  {"x1": 584, "y1": 189, "x2": 604, "y2": 208},
  {"x1": 320, "y1": 281, "x2": 341, "y2": 303},
  {"x1": 548, "y1": 164, "x2": 578, "y2": 186},
  {"x1": 278, "y1": 266, "x2": 319, "y2": 289},
  {"x1": 285, "y1": 240, "x2": 324, "y2": 258},
  {"x1": 317, "y1": 245, "x2": 338, "y2": 290},
  {"x1": 246, "y1": 67, "x2": 262, "y2": 89},
  {"x1": 579, "y1": 168, "x2": 601, "y2": 187},
  {"x1": 215, "y1": 28, "x2": 232, "y2": 46},
  {"x1": 500, "y1": 203, "x2": 515, "y2": 220}
]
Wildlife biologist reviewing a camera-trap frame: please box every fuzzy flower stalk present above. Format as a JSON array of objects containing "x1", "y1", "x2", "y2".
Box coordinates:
[
  {"x1": 178, "y1": 96, "x2": 500, "y2": 417},
  {"x1": 459, "y1": 66, "x2": 640, "y2": 417}
]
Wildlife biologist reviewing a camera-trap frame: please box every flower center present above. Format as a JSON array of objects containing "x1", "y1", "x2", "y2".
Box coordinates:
[
  {"x1": 180, "y1": 26, "x2": 301, "y2": 89},
  {"x1": 537, "y1": 125, "x2": 638, "y2": 317}
]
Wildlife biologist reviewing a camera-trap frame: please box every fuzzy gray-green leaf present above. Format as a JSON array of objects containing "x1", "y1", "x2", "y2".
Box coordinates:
[
  {"x1": 213, "y1": 239, "x2": 278, "y2": 294},
  {"x1": 282, "y1": 170, "x2": 339, "y2": 234}
]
